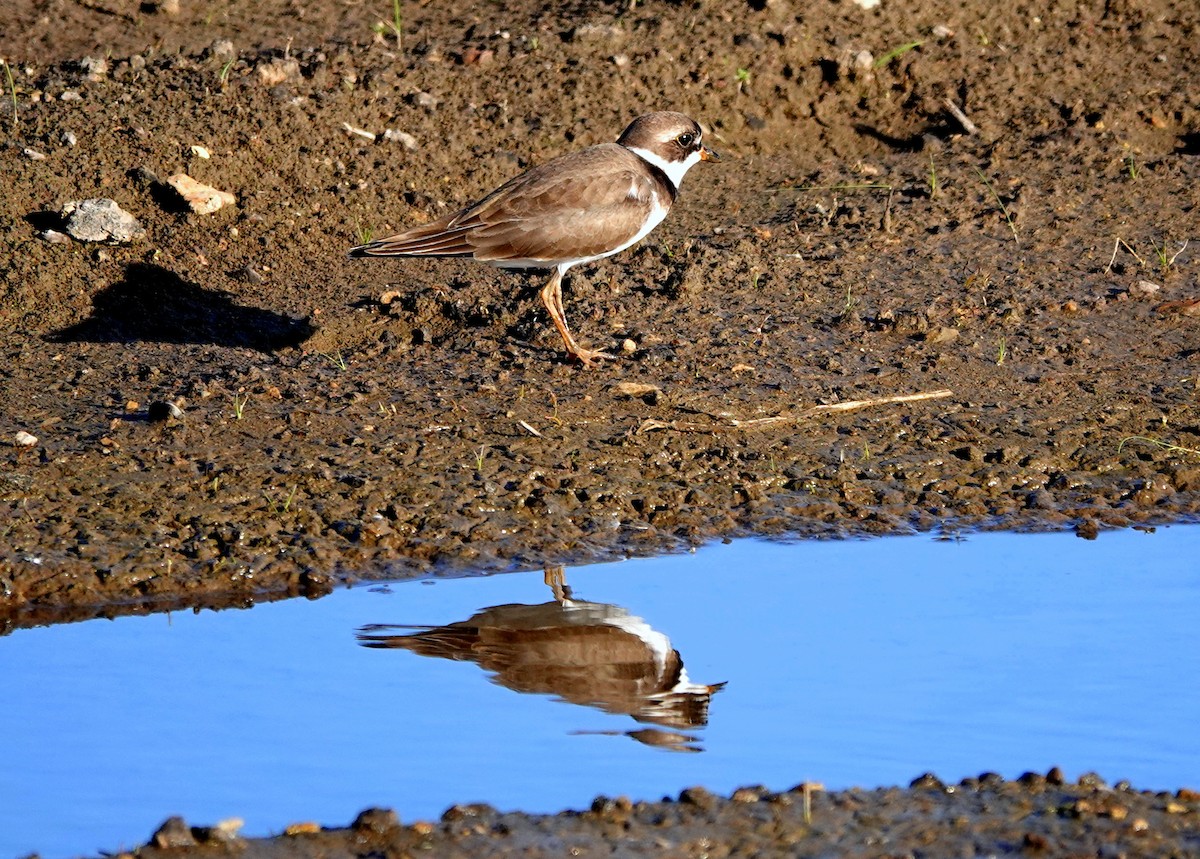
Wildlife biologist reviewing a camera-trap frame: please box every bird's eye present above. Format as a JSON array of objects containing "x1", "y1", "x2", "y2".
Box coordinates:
[{"x1": 676, "y1": 132, "x2": 695, "y2": 148}]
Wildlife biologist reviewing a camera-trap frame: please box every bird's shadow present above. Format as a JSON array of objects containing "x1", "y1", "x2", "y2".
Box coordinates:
[{"x1": 49, "y1": 263, "x2": 315, "y2": 351}]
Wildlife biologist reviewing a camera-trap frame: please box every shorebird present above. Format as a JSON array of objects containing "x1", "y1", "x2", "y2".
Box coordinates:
[{"x1": 348, "y1": 112, "x2": 718, "y2": 366}]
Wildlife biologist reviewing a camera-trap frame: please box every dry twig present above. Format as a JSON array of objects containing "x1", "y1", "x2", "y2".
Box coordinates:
[{"x1": 635, "y1": 388, "x2": 953, "y2": 434}]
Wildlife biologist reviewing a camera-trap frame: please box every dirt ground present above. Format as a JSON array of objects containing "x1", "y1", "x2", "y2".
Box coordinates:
[{"x1": 1, "y1": 0, "x2": 1199, "y2": 853}]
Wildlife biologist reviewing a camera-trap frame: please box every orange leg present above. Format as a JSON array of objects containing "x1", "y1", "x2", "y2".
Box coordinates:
[{"x1": 539, "y1": 267, "x2": 615, "y2": 367}]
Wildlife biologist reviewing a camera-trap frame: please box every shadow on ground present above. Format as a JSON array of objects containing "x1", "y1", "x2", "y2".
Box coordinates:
[{"x1": 50, "y1": 263, "x2": 314, "y2": 351}]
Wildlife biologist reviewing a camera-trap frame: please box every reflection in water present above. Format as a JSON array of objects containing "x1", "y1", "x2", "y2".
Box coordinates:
[{"x1": 357, "y1": 567, "x2": 725, "y2": 752}]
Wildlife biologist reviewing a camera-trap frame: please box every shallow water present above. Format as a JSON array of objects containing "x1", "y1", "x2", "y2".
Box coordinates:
[{"x1": 4, "y1": 526, "x2": 1200, "y2": 859}]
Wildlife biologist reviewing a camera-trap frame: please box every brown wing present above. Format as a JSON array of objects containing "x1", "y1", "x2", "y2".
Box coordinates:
[{"x1": 348, "y1": 144, "x2": 668, "y2": 263}]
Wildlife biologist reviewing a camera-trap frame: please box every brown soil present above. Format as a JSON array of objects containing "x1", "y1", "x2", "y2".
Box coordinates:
[{"x1": 1, "y1": 0, "x2": 1199, "y2": 853}]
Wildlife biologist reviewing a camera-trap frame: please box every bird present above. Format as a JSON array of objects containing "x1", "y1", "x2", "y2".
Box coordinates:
[
  {"x1": 348, "y1": 111, "x2": 719, "y2": 366},
  {"x1": 357, "y1": 567, "x2": 725, "y2": 746}
]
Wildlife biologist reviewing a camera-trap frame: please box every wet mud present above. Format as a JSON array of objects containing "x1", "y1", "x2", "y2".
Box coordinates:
[
  {"x1": 2, "y1": 0, "x2": 1200, "y2": 853},
  {"x1": 3, "y1": 0, "x2": 1200, "y2": 623}
]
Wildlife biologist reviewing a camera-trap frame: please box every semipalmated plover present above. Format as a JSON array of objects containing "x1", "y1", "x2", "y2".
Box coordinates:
[{"x1": 348, "y1": 111, "x2": 718, "y2": 366}]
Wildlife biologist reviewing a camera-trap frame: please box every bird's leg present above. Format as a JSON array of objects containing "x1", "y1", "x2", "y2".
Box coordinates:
[
  {"x1": 539, "y1": 267, "x2": 615, "y2": 367},
  {"x1": 543, "y1": 565, "x2": 572, "y2": 602}
]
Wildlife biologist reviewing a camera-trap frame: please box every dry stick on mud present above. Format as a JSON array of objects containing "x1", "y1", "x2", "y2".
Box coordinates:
[{"x1": 636, "y1": 388, "x2": 954, "y2": 434}]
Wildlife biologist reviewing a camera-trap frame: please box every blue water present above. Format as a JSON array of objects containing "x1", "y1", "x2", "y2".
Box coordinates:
[{"x1": 3, "y1": 526, "x2": 1199, "y2": 858}]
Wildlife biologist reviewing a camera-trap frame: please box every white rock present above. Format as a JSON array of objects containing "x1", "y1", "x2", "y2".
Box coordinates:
[
  {"x1": 14, "y1": 430, "x2": 38, "y2": 447},
  {"x1": 383, "y1": 128, "x2": 418, "y2": 149}
]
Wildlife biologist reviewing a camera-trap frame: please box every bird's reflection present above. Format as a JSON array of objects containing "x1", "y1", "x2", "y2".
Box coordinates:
[{"x1": 357, "y1": 567, "x2": 725, "y2": 752}]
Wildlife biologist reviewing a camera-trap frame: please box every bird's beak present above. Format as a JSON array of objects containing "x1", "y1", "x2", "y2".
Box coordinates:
[{"x1": 700, "y1": 146, "x2": 720, "y2": 163}]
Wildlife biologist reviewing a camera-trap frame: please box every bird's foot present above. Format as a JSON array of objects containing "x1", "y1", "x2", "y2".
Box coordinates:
[{"x1": 570, "y1": 346, "x2": 617, "y2": 367}]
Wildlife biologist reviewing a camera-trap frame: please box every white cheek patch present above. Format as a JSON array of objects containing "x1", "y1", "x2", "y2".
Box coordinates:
[{"x1": 626, "y1": 145, "x2": 703, "y2": 190}]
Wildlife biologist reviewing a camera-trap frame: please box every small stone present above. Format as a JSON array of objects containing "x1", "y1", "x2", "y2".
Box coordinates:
[
  {"x1": 22, "y1": 147, "x2": 47, "y2": 160},
  {"x1": 14, "y1": 430, "x2": 38, "y2": 447},
  {"x1": 61, "y1": 130, "x2": 77, "y2": 146},
  {"x1": 129, "y1": 165, "x2": 161, "y2": 188},
  {"x1": 412, "y1": 90, "x2": 439, "y2": 109},
  {"x1": 611, "y1": 54, "x2": 630, "y2": 69},
  {"x1": 238, "y1": 265, "x2": 264, "y2": 284},
  {"x1": 166, "y1": 173, "x2": 236, "y2": 214},
  {"x1": 383, "y1": 128, "x2": 418, "y2": 149},
  {"x1": 210, "y1": 39, "x2": 236, "y2": 57},
  {"x1": 256, "y1": 58, "x2": 299, "y2": 87},
  {"x1": 150, "y1": 0, "x2": 181, "y2": 14},
  {"x1": 460, "y1": 47, "x2": 494, "y2": 65},
  {"x1": 613, "y1": 382, "x2": 661, "y2": 405},
  {"x1": 678, "y1": 786, "x2": 716, "y2": 809},
  {"x1": 195, "y1": 817, "x2": 243, "y2": 843},
  {"x1": 147, "y1": 401, "x2": 184, "y2": 422},
  {"x1": 190, "y1": 144, "x2": 211, "y2": 159},
  {"x1": 39, "y1": 229, "x2": 70, "y2": 244},
  {"x1": 853, "y1": 0, "x2": 881, "y2": 7},
  {"x1": 60, "y1": 90, "x2": 82, "y2": 101},
  {"x1": 379, "y1": 290, "x2": 401, "y2": 305},
  {"x1": 61, "y1": 198, "x2": 145, "y2": 243},
  {"x1": 352, "y1": 807, "x2": 401, "y2": 835},
  {"x1": 80, "y1": 56, "x2": 108, "y2": 80},
  {"x1": 853, "y1": 49, "x2": 875, "y2": 69},
  {"x1": 932, "y1": 24, "x2": 955, "y2": 38},
  {"x1": 572, "y1": 22, "x2": 624, "y2": 43},
  {"x1": 621, "y1": 338, "x2": 637, "y2": 353},
  {"x1": 283, "y1": 822, "x2": 321, "y2": 835},
  {"x1": 923, "y1": 325, "x2": 959, "y2": 344},
  {"x1": 1131, "y1": 279, "x2": 1160, "y2": 298},
  {"x1": 150, "y1": 816, "x2": 197, "y2": 849}
]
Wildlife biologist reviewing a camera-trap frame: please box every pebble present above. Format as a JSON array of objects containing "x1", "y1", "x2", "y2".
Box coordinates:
[
  {"x1": 150, "y1": 816, "x2": 197, "y2": 849},
  {"x1": 256, "y1": 58, "x2": 299, "y2": 87},
  {"x1": 572, "y1": 23, "x2": 624, "y2": 44},
  {"x1": 166, "y1": 173, "x2": 236, "y2": 214},
  {"x1": 80, "y1": 56, "x2": 108, "y2": 80},
  {"x1": 412, "y1": 90, "x2": 439, "y2": 110},
  {"x1": 22, "y1": 147, "x2": 47, "y2": 160},
  {"x1": 60, "y1": 90, "x2": 82, "y2": 101},
  {"x1": 39, "y1": 229, "x2": 70, "y2": 243},
  {"x1": 1130, "y1": 279, "x2": 1160, "y2": 298},
  {"x1": 383, "y1": 128, "x2": 418, "y2": 149},
  {"x1": 61, "y1": 130, "x2": 77, "y2": 146},
  {"x1": 61, "y1": 198, "x2": 145, "y2": 243},
  {"x1": 352, "y1": 807, "x2": 401, "y2": 834},
  {"x1": 14, "y1": 430, "x2": 38, "y2": 447},
  {"x1": 147, "y1": 401, "x2": 184, "y2": 422}
]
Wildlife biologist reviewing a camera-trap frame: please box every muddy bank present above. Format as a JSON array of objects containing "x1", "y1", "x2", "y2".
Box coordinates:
[
  {"x1": 113, "y1": 771, "x2": 1200, "y2": 859},
  {"x1": 4, "y1": 0, "x2": 1199, "y2": 623}
]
